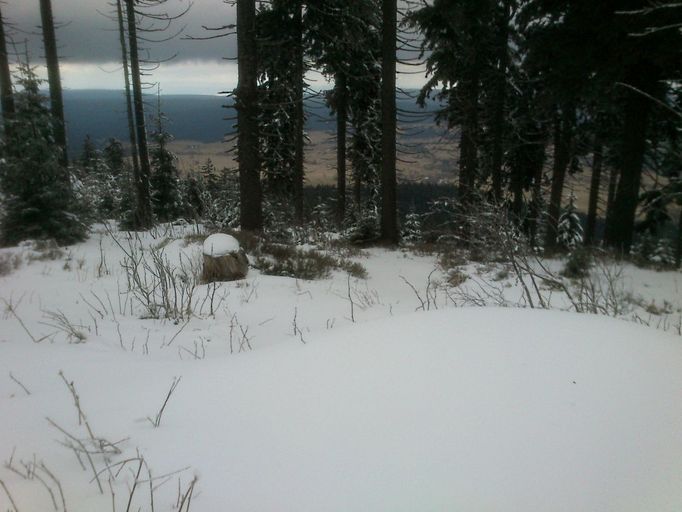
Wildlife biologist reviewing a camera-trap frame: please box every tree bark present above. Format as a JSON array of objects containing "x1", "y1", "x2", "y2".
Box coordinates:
[
  {"x1": 0, "y1": 5, "x2": 15, "y2": 138},
  {"x1": 674, "y1": 205, "x2": 682, "y2": 268},
  {"x1": 124, "y1": 0, "x2": 153, "y2": 229},
  {"x1": 39, "y1": 0, "x2": 68, "y2": 167},
  {"x1": 380, "y1": 0, "x2": 398, "y2": 243},
  {"x1": 606, "y1": 166, "x2": 618, "y2": 219},
  {"x1": 354, "y1": 172, "x2": 362, "y2": 213},
  {"x1": 584, "y1": 141, "x2": 603, "y2": 246},
  {"x1": 458, "y1": 66, "x2": 480, "y2": 207},
  {"x1": 293, "y1": 1, "x2": 305, "y2": 224},
  {"x1": 335, "y1": 73, "x2": 347, "y2": 227},
  {"x1": 237, "y1": 0, "x2": 262, "y2": 231},
  {"x1": 544, "y1": 107, "x2": 573, "y2": 252},
  {"x1": 604, "y1": 88, "x2": 652, "y2": 253},
  {"x1": 528, "y1": 143, "x2": 546, "y2": 247},
  {"x1": 116, "y1": 0, "x2": 140, "y2": 178},
  {"x1": 490, "y1": 0, "x2": 511, "y2": 202}
]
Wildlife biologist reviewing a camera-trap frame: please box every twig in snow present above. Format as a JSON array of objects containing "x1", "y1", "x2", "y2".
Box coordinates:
[
  {"x1": 58, "y1": 371, "x2": 96, "y2": 439},
  {"x1": 0, "y1": 478, "x2": 20, "y2": 511},
  {"x1": 2, "y1": 297, "x2": 43, "y2": 343},
  {"x1": 399, "y1": 275, "x2": 426, "y2": 311},
  {"x1": 292, "y1": 307, "x2": 306, "y2": 344},
  {"x1": 9, "y1": 372, "x2": 31, "y2": 395},
  {"x1": 165, "y1": 319, "x2": 190, "y2": 347},
  {"x1": 347, "y1": 274, "x2": 356, "y2": 322},
  {"x1": 36, "y1": 462, "x2": 67, "y2": 512},
  {"x1": 147, "y1": 377, "x2": 182, "y2": 428},
  {"x1": 46, "y1": 418, "x2": 104, "y2": 494},
  {"x1": 124, "y1": 458, "x2": 144, "y2": 512},
  {"x1": 177, "y1": 477, "x2": 198, "y2": 512}
]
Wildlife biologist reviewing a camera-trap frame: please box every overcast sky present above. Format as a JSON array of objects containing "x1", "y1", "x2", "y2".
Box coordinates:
[{"x1": 1, "y1": 0, "x2": 427, "y2": 95}]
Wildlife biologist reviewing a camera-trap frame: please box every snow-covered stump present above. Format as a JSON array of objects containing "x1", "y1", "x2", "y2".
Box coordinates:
[{"x1": 202, "y1": 233, "x2": 248, "y2": 283}]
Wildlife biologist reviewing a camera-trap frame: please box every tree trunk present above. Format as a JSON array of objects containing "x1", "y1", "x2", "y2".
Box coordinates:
[
  {"x1": 490, "y1": 0, "x2": 511, "y2": 202},
  {"x1": 604, "y1": 88, "x2": 652, "y2": 253},
  {"x1": 116, "y1": 0, "x2": 140, "y2": 177},
  {"x1": 124, "y1": 0, "x2": 153, "y2": 229},
  {"x1": 544, "y1": 108, "x2": 573, "y2": 252},
  {"x1": 293, "y1": 1, "x2": 305, "y2": 224},
  {"x1": 39, "y1": 0, "x2": 68, "y2": 167},
  {"x1": 0, "y1": 6, "x2": 15, "y2": 138},
  {"x1": 584, "y1": 141, "x2": 603, "y2": 246},
  {"x1": 354, "y1": 172, "x2": 362, "y2": 213},
  {"x1": 380, "y1": 0, "x2": 398, "y2": 243},
  {"x1": 237, "y1": 0, "x2": 262, "y2": 231},
  {"x1": 458, "y1": 65, "x2": 480, "y2": 207},
  {"x1": 510, "y1": 159, "x2": 523, "y2": 218},
  {"x1": 335, "y1": 73, "x2": 347, "y2": 227},
  {"x1": 528, "y1": 144, "x2": 546, "y2": 247},
  {"x1": 606, "y1": 166, "x2": 618, "y2": 219},
  {"x1": 673, "y1": 202, "x2": 682, "y2": 268}
]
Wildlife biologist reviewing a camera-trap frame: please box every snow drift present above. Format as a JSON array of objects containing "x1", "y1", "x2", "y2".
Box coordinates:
[{"x1": 2, "y1": 307, "x2": 682, "y2": 511}]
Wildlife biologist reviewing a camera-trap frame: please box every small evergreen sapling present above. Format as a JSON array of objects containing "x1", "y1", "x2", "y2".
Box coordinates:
[
  {"x1": 402, "y1": 207, "x2": 423, "y2": 243},
  {"x1": 149, "y1": 100, "x2": 182, "y2": 223},
  {"x1": 557, "y1": 193, "x2": 583, "y2": 250},
  {"x1": 0, "y1": 63, "x2": 86, "y2": 245}
]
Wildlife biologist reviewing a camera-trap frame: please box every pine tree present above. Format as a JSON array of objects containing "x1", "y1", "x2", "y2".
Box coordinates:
[
  {"x1": 39, "y1": 0, "x2": 68, "y2": 167},
  {"x1": 380, "y1": 0, "x2": 398, "y2": 243},
  {"x1": 103, "y1": 138, "x2": 126, "y2": 178},
  {"x1": 124, "y1": 0, "x2": 153, "y2": 229},
  {"x1": 0, "y1": 64, "x2": 86, "y2": 245},
  {"x1": 149, "y1": 103, "x2": 181, "y2": 223},
  {"x1": 407, "y1": 0, "x2": 495, "y2": 207},
  {"x1": 80, "y1": 135, "x2": 98, "y2": 171},
  {"x1": 306, "y1": 0, "x2": 382, "y2": 224},
  {"x1": 76, "y1": 136, "x2": 120, "y2": 221},
  {"x1": 557, "y1": 192, "x2": 583, "y2": 250},
  {"x1": 237, "y1": 0, "x2": 263, "y2": 231},
  {"x1": 115, "y1": 0, "x2": 140, "y2": 179},
  {"x1": 0, "y1": 5, "x2": 15, "y2": 138}
]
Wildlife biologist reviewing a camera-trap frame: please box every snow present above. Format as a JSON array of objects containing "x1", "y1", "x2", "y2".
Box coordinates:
[
  {"x1": 202, "y1": 233, "x2": 240, "y2": 257},
  {"x1": 1, "y1": 225, "x2": 682, "y2": 511}
]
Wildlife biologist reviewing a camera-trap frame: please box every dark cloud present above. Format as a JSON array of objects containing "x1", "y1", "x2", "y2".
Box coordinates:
[{"x1": 1, "y1": 0, "x2": 236, "y2": 65}]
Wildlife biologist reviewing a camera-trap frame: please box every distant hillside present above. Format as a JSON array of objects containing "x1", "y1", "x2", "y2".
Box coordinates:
[
  {"x1": 61, "y1": 89, "x2": 444, "y2": 156},
  {"x1": 63, "y1": 90, "x2": 230, "y2": 153}
]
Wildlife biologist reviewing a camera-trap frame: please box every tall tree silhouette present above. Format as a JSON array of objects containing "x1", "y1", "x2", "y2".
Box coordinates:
[
  {"x1": 0, "y1": 5, "x2": 14, "y2": 138},
  {"x1": 39, "y1": 0, "x2": 67, "y2": 167},
  {"x1": 115, "y1": 0, "x2": 140, "y2": 179},
  {"x1": 380, "y1": 0, "x2": 398, "y2": 243},
  {"x1": 237, "y1": 0, "x2": 263, "y2": 231},
  {"x1": 124, "y1": 0, "x2": 153, "y2": 228}
]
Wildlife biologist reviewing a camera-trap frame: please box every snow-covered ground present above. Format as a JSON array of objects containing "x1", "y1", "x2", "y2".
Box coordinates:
[{"x1": 1, "y1": 224, "x2": 682, "y2": 511}]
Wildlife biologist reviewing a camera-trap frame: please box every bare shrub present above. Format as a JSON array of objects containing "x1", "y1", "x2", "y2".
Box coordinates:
[
  {"x1": 115, "y1": 234, "x2": 200, "y2": 320},
  {"x1": 146, "y1": 377, "x2": 182, "y2": 428},
  {"x1": 0, "y1": 252, "x2": 22, "y2": 276},
  {"x1": 440, "y1": 200, "x2": 636, "y2": 319},
  {"x1": 40, "y1": 310, "x2": 88, "y2": 343},
  {"x1": 255, "y1": 243, "x2": 367, "y2": 280}
]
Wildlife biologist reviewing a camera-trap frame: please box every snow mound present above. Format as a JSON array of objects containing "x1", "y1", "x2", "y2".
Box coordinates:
[
  {"x1": 202, "y1": 233, "x2": 240, "y2": 257},
  {"x1": 2, "y1": 308, "x2": 682, "y2": 511}
]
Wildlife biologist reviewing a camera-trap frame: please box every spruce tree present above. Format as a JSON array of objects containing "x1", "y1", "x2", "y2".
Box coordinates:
[
  {"x1": 380, "y1": 0, "x2": 398, "y2": 243},
  {"x1": 306, "y1": 0, "x2": 382, "y2": 225},
  {"x1": 39, "y1": 0, "x2": 68, "y2": 167},
  {"x1": 407, "y1": 0, "x2": 494, "y2": 207},
  {"x1": 149, "y1": 105, "x2": 181, "y2": 223},
  {"x1": 0, "y1": 64, "x2": 86, "y2": 245},
  {"x1": 0, "y1": 5, "x2": 15, "y2": 138},
  {"x1": 237, "y1": 0, "x2": 263, "y2": 231}
]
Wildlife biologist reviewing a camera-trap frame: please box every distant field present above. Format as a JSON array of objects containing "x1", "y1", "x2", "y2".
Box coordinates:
[{"x1": 170, "y1": 129, "x2": 459, "y2": 186}]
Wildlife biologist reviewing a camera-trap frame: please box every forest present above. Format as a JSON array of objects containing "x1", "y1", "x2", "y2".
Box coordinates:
[
  {"x1": 1, "y1": 1, "x2": 682, "y2": 511},
  {"x1": 0, "y1": 0, "x2": 680, "y2": 262}
]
